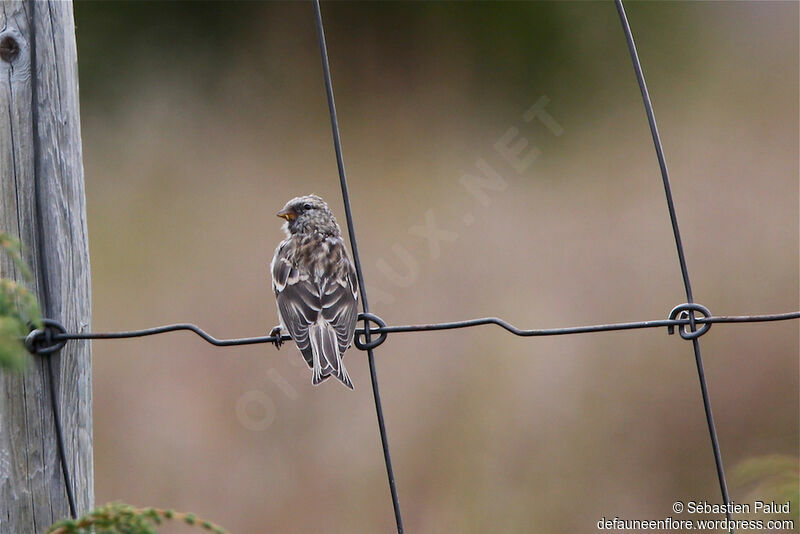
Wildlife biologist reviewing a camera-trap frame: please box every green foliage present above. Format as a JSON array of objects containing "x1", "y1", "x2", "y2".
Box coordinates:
[
  {"x1": 47, "y1": 502, "x2": 230, "y2": 534},
  {"x1": 732, "y1": 454, "x2": 799, "y2": 521},
  {"x1": 0, "y1": 232, "x2": 41, "y2": 372}
]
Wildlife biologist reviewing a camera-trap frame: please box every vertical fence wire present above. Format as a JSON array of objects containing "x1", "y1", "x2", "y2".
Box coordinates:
[
  {"x1": 614, "y1": 1, "x2": 733, "y2": 529},
  {"x1": 311, "y1": 1, "x2": 405, "y2": 532},
  {"x1": 28, "y1": 0, "x2": 78, "y2": 519}
]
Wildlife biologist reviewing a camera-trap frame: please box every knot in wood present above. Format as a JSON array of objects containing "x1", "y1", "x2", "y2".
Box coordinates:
[{"x1": 0, "y1": 35, "x2": 20, "y2": 63}]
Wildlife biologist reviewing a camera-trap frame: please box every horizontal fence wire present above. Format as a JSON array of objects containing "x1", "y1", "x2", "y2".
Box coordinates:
[{"x1": 26, "y1": 310, "x2": 800, "y2": 352}]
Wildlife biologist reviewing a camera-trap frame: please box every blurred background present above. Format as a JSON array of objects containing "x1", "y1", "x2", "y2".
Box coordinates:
[{"x1": 74, "y1": 1, "x2": 797, "y2": 532}]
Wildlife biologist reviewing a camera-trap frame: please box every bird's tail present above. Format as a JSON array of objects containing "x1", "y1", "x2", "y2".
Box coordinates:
[{"x1": 308, "y1": 320, "x2": 353, "y2": 389}]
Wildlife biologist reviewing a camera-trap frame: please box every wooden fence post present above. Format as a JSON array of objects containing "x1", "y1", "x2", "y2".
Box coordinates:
[{"x1": 0, "y1": 1, "x2": 93, "y2": 531}]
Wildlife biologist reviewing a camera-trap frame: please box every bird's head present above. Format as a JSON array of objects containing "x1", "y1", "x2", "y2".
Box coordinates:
[{"x1": 277, "y1": 194, "x2": 340, "y2": 236}]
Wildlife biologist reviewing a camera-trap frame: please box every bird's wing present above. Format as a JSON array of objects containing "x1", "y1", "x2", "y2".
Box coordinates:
[
  {"x1": 272, "y1": 242, "x2": 319, "y2": 363},
  {"x1": 320, "y1": 253, "x2": 359, "y2": 355}
]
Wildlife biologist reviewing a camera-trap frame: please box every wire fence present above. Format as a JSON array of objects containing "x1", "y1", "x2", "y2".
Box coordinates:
[{"x1": 22, "y1": 1, "x2": 799, "y2": 532}]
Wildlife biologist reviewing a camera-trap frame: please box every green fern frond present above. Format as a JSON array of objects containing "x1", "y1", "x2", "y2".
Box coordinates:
[
  {"x1": 0, "y1": 232, "x2": 41, "y2": 371},
  {"x1": 47, "y1": 502, "x2": 230, "y2": 534}
]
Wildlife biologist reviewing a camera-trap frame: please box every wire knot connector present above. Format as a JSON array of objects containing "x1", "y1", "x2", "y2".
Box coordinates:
[
  {"x1": 25, "y1": 319, "x2": 68, "y2": 355},
  {"x1": 354, "y1": 312, "x2": 388, "y2": 351},
  {"x1": 668, "y1": 303, "x2": 712, "y2": 340}
]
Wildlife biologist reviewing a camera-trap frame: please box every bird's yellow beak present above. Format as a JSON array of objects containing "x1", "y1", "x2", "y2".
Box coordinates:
[{"x1": 277, "y1": 208, "x2": 297, "y2": 222}]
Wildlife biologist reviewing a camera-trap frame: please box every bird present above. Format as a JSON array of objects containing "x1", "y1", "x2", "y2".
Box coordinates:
[{"x1": 269, "y1": 194, "x2": 359, "y2": 389}]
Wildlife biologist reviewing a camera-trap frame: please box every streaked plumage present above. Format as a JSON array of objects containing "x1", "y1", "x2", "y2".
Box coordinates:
[{"x1": 270, "y1": 195, "x2": 358, "y2": 389}]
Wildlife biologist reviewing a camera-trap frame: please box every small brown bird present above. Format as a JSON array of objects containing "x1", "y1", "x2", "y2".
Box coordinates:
[{"x1": 270, "y1": 195, "x2": 358, "y2": 389}]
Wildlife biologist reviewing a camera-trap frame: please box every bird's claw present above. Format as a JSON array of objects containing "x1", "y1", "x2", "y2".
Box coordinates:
[{"x1": 270, "y1": 326, "x2": 284, "y2": 349}]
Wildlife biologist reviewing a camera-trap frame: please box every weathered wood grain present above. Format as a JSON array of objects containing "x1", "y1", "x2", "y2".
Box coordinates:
[{"x1": 0, "y1": 1, "x2": 93, "y2": 531}]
